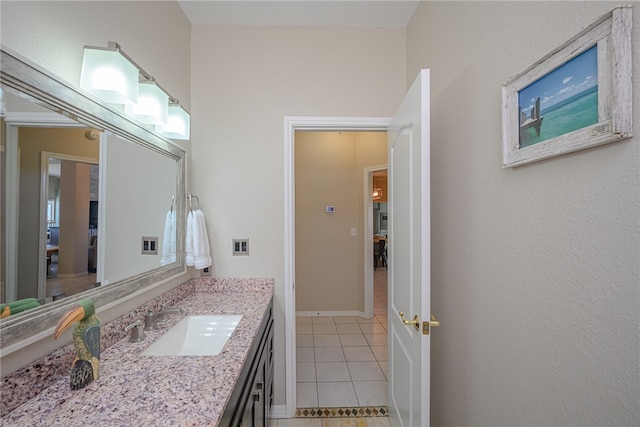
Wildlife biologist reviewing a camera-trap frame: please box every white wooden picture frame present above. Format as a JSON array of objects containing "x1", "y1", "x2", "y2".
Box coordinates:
[{"x1": 502, "y1": 5, "x2": 632, "y2": 168}]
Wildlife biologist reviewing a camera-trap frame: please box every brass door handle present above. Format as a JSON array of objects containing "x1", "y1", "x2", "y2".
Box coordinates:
[
  {"x1": 430, "y1": 314, "x2": 440, "y2": 328},
  {"x1": 399, "y1": 311, "x2": 420, "y2": 331},
  {"x1": 422, "y1": 314, "x2": 440, "y2": 335}
]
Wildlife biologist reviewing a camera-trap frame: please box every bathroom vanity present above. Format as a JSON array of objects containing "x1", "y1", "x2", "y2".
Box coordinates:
[
  {"x1": 221, "y1": 294, "x2": 274, "y2": 426},
  {"x1": 0, "y1": 278, "x2": 274, "y2": 426},
  {"x1": 0, "y1": 49, "x2": 274, "y2": 425}
]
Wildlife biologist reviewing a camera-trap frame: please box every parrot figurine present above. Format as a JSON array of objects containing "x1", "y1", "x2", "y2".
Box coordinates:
[
  {"x1": 0, "y1": 298, "x2": 41, "y2": 318},
  {"x1": 54, "y1": 298, "x2": 101, "y2": 390}
]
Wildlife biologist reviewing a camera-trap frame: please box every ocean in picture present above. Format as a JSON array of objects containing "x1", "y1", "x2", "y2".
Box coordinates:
[
  {"x1": 518, "y1": 45, "x2": 599, "y2": 148},
  {"x1": 520, "y1": 85, "x2": 598, "y2": 148}
]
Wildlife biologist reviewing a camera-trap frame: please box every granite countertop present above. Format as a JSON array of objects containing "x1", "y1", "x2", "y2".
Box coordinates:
[{"x1": 1, "y1": 285, "x2": 273, "y2": 427}]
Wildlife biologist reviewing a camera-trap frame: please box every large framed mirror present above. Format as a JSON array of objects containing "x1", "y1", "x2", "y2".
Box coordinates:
[{"x1": 1, "y1": 46, "x2": 186, "y2": 350}]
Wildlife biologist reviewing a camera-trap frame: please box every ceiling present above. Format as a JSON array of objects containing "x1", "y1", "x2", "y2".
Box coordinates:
[{"x1": 177, "y1": 1, "x2": 420, "y2": 27}]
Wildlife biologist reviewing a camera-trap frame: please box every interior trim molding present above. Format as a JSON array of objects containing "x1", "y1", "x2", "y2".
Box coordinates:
[
  {"x1": 269, "y1": 405, "x2": 288, "y2": 419},
  {"x1": 283, "y1": 116, "x2": 391, "y2": 418}
]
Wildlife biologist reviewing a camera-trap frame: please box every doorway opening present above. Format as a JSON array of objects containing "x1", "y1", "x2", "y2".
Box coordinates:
[
  {"x1": 43, "y1": 154, "x2": 100, "y2": 301},
  {"x1": 4, "y1": 118, "x2": 100, "y2": 305},
  {"x1": 284, "y1": 116, "x2": 391, "y2": 418}
]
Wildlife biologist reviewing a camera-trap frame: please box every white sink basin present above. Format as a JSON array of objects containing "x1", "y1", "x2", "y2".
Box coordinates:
[{"x1": 142, "y1": 315, "x2": 243, "y2": 356}]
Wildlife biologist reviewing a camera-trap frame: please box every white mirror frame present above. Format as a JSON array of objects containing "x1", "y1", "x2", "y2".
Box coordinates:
[{"x1": 0, "y1": 46, "x2": 186, "y2": 350}]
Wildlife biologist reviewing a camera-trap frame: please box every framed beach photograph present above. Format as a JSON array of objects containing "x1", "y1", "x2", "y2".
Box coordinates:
[{"x1": 501, "y1": 6, "x2": 632, "y2": 168}]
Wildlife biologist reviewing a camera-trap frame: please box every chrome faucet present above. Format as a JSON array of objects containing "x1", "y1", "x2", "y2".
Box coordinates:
[
  {"x1": 125, "y1": 319, "x2": 146, "y2": 342},
  {"x1": 143, "y1": 305, "x2": 185, "y2": 331}
]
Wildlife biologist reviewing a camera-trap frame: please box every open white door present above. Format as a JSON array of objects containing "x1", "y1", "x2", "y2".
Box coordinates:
[{"x1": 387, "y1": 69, "x2": 435, "y2": 427}]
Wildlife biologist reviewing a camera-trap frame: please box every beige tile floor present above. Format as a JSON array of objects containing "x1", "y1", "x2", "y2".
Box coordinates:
[
  {"x1": 46, "y1": 259, "x2": 98, "y2": 299},
  {"x1": 296, "y1": 268, "x2": 388, "y2": 408}
]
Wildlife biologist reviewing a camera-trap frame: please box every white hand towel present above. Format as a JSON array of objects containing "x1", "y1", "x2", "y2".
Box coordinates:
[
  {"x1": 193, "y1": 209, "x2": 212, "y2": 269},
  {"x1": 185, "y1": 210, "x2": 195, "y2": 266},
  {"x1": 160, "y1": 211, "x2": 176, "y2": 266}
]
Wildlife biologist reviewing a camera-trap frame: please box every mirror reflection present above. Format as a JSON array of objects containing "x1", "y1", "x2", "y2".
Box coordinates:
[
  {"x1": 1, "y1": 47, "x2": 186, "y2": 350},
  {"x1": 44, "y1": 155, "x2": 100, "y2": 300},
  {"x1": 2, "y1": 87, "x2": 179, "y2": 307},
  {"x1": 2, "y1": 87, "x2": 180, "y2": 318},
  {"x1": 3, "y1": 89, "x2": 103, "y2": 306},
  {"x1": 101, "y1": 131, "x2": 178, "y2": 285}
]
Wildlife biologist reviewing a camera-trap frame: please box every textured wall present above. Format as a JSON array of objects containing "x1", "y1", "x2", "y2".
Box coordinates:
[
  {"x1": 407, "y1": 2, "x2": 640, "y2": 425},
  {"x1": 190, "y1": 24, "x2": 405, "y2": 406}
]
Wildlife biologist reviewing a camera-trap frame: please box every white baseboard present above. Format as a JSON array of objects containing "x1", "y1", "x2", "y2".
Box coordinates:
[
  {"x1": 270, "y1": 405, "x2": 288, "y2": 419},
  {"x1": 296, "y1": 310, "x2": 369, "y2": 318},
  {"x1": 56, "y1": 271, "x2": 89, "y2": 279}
]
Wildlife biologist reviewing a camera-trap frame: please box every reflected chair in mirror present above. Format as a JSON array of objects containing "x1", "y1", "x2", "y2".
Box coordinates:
[{"x1": 88, "y1": 235, "x2": 98, "y2": 273}]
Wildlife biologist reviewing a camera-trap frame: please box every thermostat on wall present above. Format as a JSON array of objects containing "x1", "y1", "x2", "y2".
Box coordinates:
[{"x1": 325, "y1": 206, "x2": 335, "y2": 213}]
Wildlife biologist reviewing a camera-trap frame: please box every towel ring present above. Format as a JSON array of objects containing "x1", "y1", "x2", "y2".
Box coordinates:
[{"x1": 187, "y1": 194, "x2": 200, "y2": 212}]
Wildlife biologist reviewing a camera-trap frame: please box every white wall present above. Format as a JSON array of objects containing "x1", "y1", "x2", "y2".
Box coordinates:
[
  {"x1": 407, "y1": 2, "x2": 639, "y2": 425},
  {"x1": 0, "y1": 1, "x2": 192, "y2": 375},
  {"x1": 190, "y1": 24, "x2": 405, "y2": 406}
]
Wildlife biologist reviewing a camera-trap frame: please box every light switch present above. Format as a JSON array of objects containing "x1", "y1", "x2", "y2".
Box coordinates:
[
  {"x1": 233, "y1": 238, "x2": 249, "y2": 256},
  {"x1": 141, "y1": 236, "x2": 158, "y2": 255},
  {"x1": 351, "y1": 227, "x2": 357, "y2": 236}
]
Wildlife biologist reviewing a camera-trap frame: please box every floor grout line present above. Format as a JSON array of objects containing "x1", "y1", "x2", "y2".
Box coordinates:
[{"x1": 296, "y1": 268, "x2": 388, "y2": 409}]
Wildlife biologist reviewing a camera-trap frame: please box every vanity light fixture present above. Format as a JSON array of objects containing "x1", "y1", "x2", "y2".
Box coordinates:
[
  {"x1": 79, "y1": 41, "x2": 190, "y2": 140},
  {"x1": 80, "y1": 43, "x2": 138, "y2": 105},
  {"x1": 157, "y1": 103, "x2": 191, "y2": 140},
  {"x1": 124, "y1": 80, "x2": 169, "y2": 126}
]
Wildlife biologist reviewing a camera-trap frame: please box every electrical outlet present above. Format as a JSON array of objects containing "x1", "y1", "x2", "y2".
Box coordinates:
[
  {"x1": 233, "y1": 238, "x2": 249, "y2": 256},
  {"x1": 201, "y1": 266, "x2": 212, "y2": 277},
  {"x1": 141, "y1": 236, "x2": 158, "y2": 255}
]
